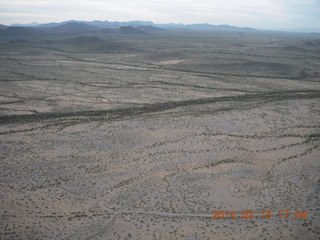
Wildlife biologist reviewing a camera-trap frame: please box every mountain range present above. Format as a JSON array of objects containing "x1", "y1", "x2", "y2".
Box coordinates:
[{"x1": 0, "y1": 19, "x2": 254, "y2": 35}]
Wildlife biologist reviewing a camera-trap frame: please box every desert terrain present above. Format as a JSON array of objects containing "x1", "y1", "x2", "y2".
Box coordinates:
[{"x1": 0, "y1": 27, "x2": 320, "y2": 239}]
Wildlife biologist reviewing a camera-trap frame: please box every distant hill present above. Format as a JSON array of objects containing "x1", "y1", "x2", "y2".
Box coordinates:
[
  {"x1": 33, "y1": 20, "x2": 155, "y2": 29},
  {"x1": 0, "y1": 24, "x2": 7, "y2": 30},
  {"x1": 0, "y1": 23, "x2": 164, "y2": 39},
  {"x1": 0, "y1": 26, "x2": 42, "y2": 36},
  {"x1": 9, "y1": 19, "x2": 254, "y2": 32},
  {"x1": 40, "y1": 22, "x2": 154, "y2": 35},
  {"x1": 7, "y1": 39, "x2": 30, "y2": 44},
  {"x1": 41, "y1": 36, "x2": 137, "y2": 53},
  {"x1": 10, "y1": 20, "x2": 319, "y2": 33},
  {"x1": 58, "y1": 36, "x2": 106, "y2": 46},
  {"x1": 136, "y1": 25, "x2": 164, "y2": 33},
  {"x1": 304, "y1": 39, "x2": 320, "y2": 47},
  {"x1": 100, "y1": 26, "x2": 148, "y2": 34},
  {"x1": 113, "y1": 26, "x2": 147, "y2": 34},
  {"x1": 45, "y1": 22, "x2": 99, "y2": 33}
]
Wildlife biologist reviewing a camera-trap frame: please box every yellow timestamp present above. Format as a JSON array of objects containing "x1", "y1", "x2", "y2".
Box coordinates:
[{"x1": 211, "y1": 210, "x2": 308, "y2": 220}]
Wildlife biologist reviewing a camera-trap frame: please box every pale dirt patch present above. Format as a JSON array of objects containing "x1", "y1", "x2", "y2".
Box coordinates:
[{"x1": 158, "y1": 59, "x2": 185, "y2": 65}]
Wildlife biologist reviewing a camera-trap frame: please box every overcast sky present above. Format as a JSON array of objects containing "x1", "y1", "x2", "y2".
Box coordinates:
[{"x1": 0, "y1": 0, "x2": 319, "y2": 30}]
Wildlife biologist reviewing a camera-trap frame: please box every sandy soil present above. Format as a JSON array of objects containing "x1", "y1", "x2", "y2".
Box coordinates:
[
  {"x1": 158, "y1": 59, "x2": 185, "y2": 65},
  {"x1": 0, "y1": 31, "x2": 320, "y2": 239}
]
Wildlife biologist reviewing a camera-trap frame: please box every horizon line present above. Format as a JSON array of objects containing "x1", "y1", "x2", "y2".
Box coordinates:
[{"x1": 2, "y1": 19, "x2": 320, "y2": 33}]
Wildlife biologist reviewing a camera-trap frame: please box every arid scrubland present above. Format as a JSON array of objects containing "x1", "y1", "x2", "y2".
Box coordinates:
[{"x1": 0, "y1": 30, "x2": 320, "y2": 239}]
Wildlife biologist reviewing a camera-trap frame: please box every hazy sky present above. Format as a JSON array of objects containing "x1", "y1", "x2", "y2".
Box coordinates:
[{"x1": 0, "y1": 0, "x2": 319, "y2": 30}]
